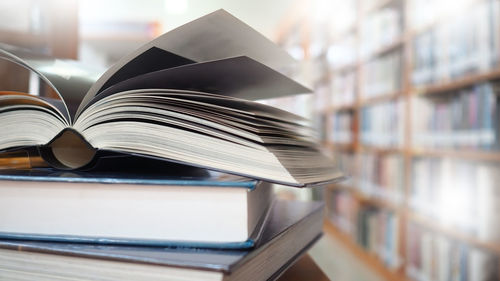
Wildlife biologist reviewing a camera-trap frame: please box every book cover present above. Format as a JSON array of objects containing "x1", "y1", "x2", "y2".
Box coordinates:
[
  {"x1": 0, "y1": 200, "x2": 324, "y2": 281},
  {"x1": 0, "y1": 167, "x2": 273, "y2": 249}
]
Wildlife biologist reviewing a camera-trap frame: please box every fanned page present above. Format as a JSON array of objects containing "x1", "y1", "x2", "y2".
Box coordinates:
[
  {"x1": 73, "y1": 89, "x2": 342, "y2": 186},
  {"x1": 0, "y1": 44, "x2": 100, "y2": 121},
  {"x1": 76, "y1": 9, "x2": 299, "y2": 115}
]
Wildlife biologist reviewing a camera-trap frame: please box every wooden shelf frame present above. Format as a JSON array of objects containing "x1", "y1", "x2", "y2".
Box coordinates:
[
  {"x1": 411, "y1": 68, "x2": 500, "y2": 96},
  {"x1": 411, "y1": 148, "x2": 500, "y2": 162},
  {"x1": 328, "y1": 184, "x2": 403, "y2": 211}
]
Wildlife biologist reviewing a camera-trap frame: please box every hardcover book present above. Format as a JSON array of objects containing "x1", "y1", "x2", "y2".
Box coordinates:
[
  {"x1": 0, "y1": 10, "x2": 342, "y2": 187},
  {"x1": 0, "y1": 167, "x2": 273, "y2": 249},
  {"x1": 0, "y1": 200, "x2": 324, "y2": 281}
]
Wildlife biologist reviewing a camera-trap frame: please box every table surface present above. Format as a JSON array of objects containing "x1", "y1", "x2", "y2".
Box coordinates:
[{"x1": 276, "y1": 254, "x2": 330, "y2": 281}]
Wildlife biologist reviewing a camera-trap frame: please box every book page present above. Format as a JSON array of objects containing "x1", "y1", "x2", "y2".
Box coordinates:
[
  {"x1": 77, "y1": 9, "x2": 297, "y2": 117},
  {"x1": 77, "y1": 56, "x2": 310, "y2": 116},
  {"x1": 0, "y1": 44, "x2": 101, "y2": 122}
]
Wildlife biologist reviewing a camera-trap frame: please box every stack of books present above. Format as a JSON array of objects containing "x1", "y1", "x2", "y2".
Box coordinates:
[{"x1": 0, "y1": 10, "x2": 343, "y2": 280}]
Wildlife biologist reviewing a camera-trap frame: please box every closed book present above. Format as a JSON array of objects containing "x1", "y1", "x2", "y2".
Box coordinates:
[
  {"x1": 0, "y1": 200, "x2": 324, "y2": 281},
  {"x1": 0, "y1": 168, "x2": 273, "y2": 249}
]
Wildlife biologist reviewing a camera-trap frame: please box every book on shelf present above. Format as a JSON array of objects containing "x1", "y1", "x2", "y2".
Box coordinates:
[
  {"x1": 412, "y1": 82, "x2": 500, "y2": 150},
  {"x1": 362, "y1": 50, "x2": 402, "y2": 98},
  {"x1": 406, "y1": 222, "x2": 499, "y2": 281},
  {"x1": 358, "y1": 152, "x2": 404, "y2": 205},
  {"x1": 360, "y1": 99, "x2": 404, "y2": 147},
  {"x1": 0, "y1": 9, "x2": 343, "y2": 187},
  {"x1": 326, "y1": 190, "x2": 401, "y2": 269},
  {"x1": 327, "y1": 188, "x2": 357, "y2": 235},
  {"x1": 411, "y1": 157, "x2": 500, "y2": 241},
  {"x1": 329, "y1": 112, "x2": 354, "y2": 144},
  {"x1": 0, "y1": 167, "x2": 278, "y2": 249},
  {"x1": 356, "y1": 207, "x2": 400, "y2": 269},
  {"x1": 359, "y1": 5, "x2": 402, "y2": 59},
  {"x1": 0, "y1": 199, "x2": 324, "y2": 281},
  {"x1": 411, "y1": 0, "x2": 500, "y2": 86}
]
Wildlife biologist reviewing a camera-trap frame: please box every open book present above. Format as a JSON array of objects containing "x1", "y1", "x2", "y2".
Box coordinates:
[{"x1": 0, "y1": 10, "x2": 341, "y2": 187}]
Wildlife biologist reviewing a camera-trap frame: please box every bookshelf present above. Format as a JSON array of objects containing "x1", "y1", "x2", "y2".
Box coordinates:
[{"x1": 275, "y1": 0, "x2": 500, "y2": 279}]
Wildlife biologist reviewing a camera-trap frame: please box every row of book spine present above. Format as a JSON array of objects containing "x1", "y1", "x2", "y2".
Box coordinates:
[
  {"x1": 412, "y1": 0, "x2": 500, "y2": 86},
  {"x1": 406, "y1": 222, "x2": 499, "y2": 281},
  {"x1": 362, "y1": 50, "x2": 402, "y2": 99},
  {"x1": 359, "y1": 5, "x2": 402, "y2": 59},
  {"x1": 412, "y1": 82, "x2": 499, "y2": 150},
  {"x1": 332, "y1": 151, "x2": 405, "y2": 205},
  {"x1": 411, "y1": 157, "x2": 500, "y2": 243},
  {"x1": 356, "y1": 207, "x2": 400, "y2": 269},
  {"x1": 361, "y1": 100, "x2": 405, "y2": 147},
  {"x1": 328, "y1": 189, "x2": 357, "y2": 234},
  {"x1": 329, "y1": 112, "x2": 354, "y2": 144},
  {"x1": 327, "y1": 190, "x2": 401, "y2": 269},
  {"x1": 358, "y1": 153, "x2": 405, "y2": 205}
]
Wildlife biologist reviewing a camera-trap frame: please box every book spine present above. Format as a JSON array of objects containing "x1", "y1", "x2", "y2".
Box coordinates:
[
  {"x1": 413, "y1": 82, "x2": 500, "y2": 150},
  {"x1": 329, "y1": 112, "x2": 354, "y2": 144},
  {"x1": 406, "y1": 222, "x2": 500, "y2": 281},
  {"x1": 358, "y1": 152, "x2": 404, "y2": 205},
  {"x1": 411, "y1": 0, "x2": 498, "y2": 86},
  {"x1": 362, "y1": 51, "x2": 402, "y2": 98},
  {"x1": 361, "y1": 100, "x2": 404, "y2": 147},
  {"x1": 411, "y1": 156, "x2": 500, "y2": 242}
]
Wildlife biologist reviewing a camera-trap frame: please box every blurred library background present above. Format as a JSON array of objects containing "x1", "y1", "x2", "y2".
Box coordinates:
[{"x1": 1, "y1": 0, "x2": 500, "y2": 280}]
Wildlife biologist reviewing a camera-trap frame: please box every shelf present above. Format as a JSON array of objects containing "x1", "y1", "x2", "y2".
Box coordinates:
[
  {"x1": 323, "y1": 142, "x2": 356, "y2": 152},
  {"x1": 360, "y1": 89, "x2": 404, "y2": 106},
  {"x1": 408, "y1": 211, "x2": 500, "y2": 255},
  {"x1": 352, "y1": 188, "x2": 402, "y2": 211},
  {"x1": 329, "y1": 142, "x2": 357, "y2": 152},
  {"x1": 328, "y1": 184, "x2": 402, "y2": 211},
  {"x1": 411, "y1": 68, "x2": 500, "y2": 96},
  {"x1": 324, "y1": 221, "x2": 408, "y2": 281},
  {"x1": 411, "y1": 148, "x2": 500, "y2": 162}
]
